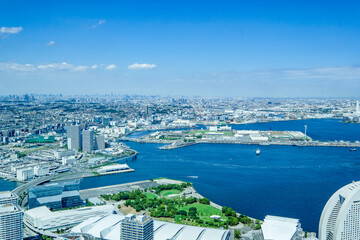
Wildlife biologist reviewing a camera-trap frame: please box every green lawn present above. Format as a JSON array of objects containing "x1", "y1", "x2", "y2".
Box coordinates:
[
  {"x1": 189, "y1": 130, "x2": 206, "y2": 135},
  {"x1": 223, "y1": 131, "x2": 233, "y2": 136},
  {"x1": 145, "y1": 192, "x2": 158, "y2": 199},
  {"x1": 161, "y1": 189, "x2": 181, "y2": 197},
  {"x1": 180, "y1": 203, "x2": 228, "y2": 221}
]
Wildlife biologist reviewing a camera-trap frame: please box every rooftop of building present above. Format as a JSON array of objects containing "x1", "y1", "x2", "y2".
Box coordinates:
[
  {"x1": 71, "y1": 214, "x2": 230, "y2": 240},
  {"x1": 25, "y1": 205, "x2": 115, "y2": 221},
  {"x1": 0, "y1": 204, "x2": 20, "y2": 214},
  {"x1": 261, "y1": 215, "x2": 300, "y2": 240},
  {"x1": 0, "y1": 191, "x2": 12, "y2": 199}
]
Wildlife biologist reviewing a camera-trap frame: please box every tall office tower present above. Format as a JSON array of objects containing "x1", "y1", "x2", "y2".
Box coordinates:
[
  {"x1": 0, "y1": 204, "x2": 23, "y2": 240},
  {"x1": 144, "y1": 105, "x2": 149, "y2": 118},
  {"x1": 82, "y1": 130, "x2": 94, "y2": 153},
  {"x1": 67, "y1": 125, "x2": 82, "y2": 151},
  {"x1": 356, "y1": 101, "x2": 360, "y2": 115},
  {"x1": 0, "y1": 191, "x2": 18, "y2": 206},
  {"x1": 95, "y1": 135, "x2": 105, "y2": 150},
  {"x1": 319, "y1": 181, "x2": 360, "y2": 240},
  {"x1": 121, "y1": 214, "x2": 154, "y2": 240}
]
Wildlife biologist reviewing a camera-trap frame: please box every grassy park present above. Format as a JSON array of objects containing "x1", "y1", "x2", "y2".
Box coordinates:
[
  {"x1": 161, "y1": 189, "x2": 181, "y2": 197},
  {"x1": 100, "y1": 181, "x2": 259, "y2": 229}
]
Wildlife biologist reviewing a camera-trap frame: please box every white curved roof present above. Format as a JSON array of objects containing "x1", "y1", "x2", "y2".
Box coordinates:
[
  {"x1": 71, "y1": 214, "x2": 230, "y2": 240},
  {"x1": 199, "y1": 228, "x2": 229, "y2": 240},
  {"x1": 153, "y1": 220, "x2": 166, "y2": 231},
  {"x1": 87, "y1": 215, "x2": 124, "y2": 238},
  {"x1": 101, "y1": 223, "x2": 121, "y2": 240},
  {"x1": 175, "y1": 225, "x2": 205, "y2": 240},
  {"x1": 154, "y1": 222, "x2": 184, "y2": 239},
  {"x1": 71, "y1": 216, "x2": 102, "y2": 233}
]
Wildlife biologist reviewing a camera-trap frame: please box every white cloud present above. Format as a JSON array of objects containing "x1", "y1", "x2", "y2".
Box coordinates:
[
  {"x1": 91, "y1": 19, "x2": 106, "y2": 28},
  {"x1": 46, "y1": 40, "x2": 55, "y2": 46},
  {"x1": 37, "y1": 62, "x2": 91, "y2": 71},
  {"x1": 0, "y1": 27, "x2": 23, "y2": 34},
  {"x1": 0, "y1": 62, "x2": 102, "y2": 72},
  {"x1": 105, "y1": 64, "x2": 117, "y2": 70},
  {"x1": 128, "y1": 63, "x2": 157, "y2": 70}
]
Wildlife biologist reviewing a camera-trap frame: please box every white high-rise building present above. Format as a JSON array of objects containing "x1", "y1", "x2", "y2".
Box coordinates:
[
  {"x1": 0, "y1": 191, "x2": 18, "y2": 206},
  {"x1": 0, "y1": 204, "x2": 23, "y2": 240},
  {"x1": 319, "y1": 181, "x2": 360, "y2": 240},
  {"x1": 121, "y1": 214, "x2": 154, "y2": 240}
]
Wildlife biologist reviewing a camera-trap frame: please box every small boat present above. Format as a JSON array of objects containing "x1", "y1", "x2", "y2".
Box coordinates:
[
  {"x1": 187, "y1": 176, "x2": 199, "y2": 179},
  {"x1": 350, "y1": 148, "x2": 357, "y2": 152},
  {"x1": 256, "y1": 149, "x2": 261, "y2": 155}
]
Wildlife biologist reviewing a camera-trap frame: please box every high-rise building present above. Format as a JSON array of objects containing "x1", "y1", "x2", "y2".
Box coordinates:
[
  {"x1": 0, "y1": 191, "x2": 18, "y2": 206},
  {"x1": 67, "y1": 125, "x2": 82, "y2": 151},
  {"x1": 0, "y1": 204, "x2": 23, "y2": 240},
  {"x1": 102, "y1": 117, "x2": 111, "y2": 127},
  {"x1": 28, "y1": 179, "x2": 83, "y2": 210},
  {"x1": 121, "y1": 214, "x2": 154, "y2": 240},
  {"x1": 95, "y1": 135, "x2": 105, "y2": 150},
  {"x1": 82, "y1": 130, "x2": 94, "y2": 153},
  {"x1": 319, "y1": 181, "x2": 360, "y2": 240},
  {"x1": 144, "y1": 105, "x2": 150, "y2": 118}
]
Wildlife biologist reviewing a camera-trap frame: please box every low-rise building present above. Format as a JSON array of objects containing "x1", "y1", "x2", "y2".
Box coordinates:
[
  {"x1": 97, "y1": 164, "x2": 131, "y2": 174},
  {"x1": 24, "y1": 205, "x2": 115, "y2": 231},
  {"x1": 17, "y1": 167, "x2": 34, "y2": 181},
  {"x1": 54, "y1": 150, "x2": 75, "y2": 159},
  {"x1": 34, "y1": 165, "x2": 49, "y2": 177},
  {"x1": 261, "y1": 215, "x2": 306, "y2": 240},
  {"x1": 28, "y1": 179, "x2": 83, "y2": 210},
  {"x1": 62, "y1": 156, "x2": 76, "y2": 165},
  {"x1": 71, "y1": 214, "x2": 230, "y2": 240}
]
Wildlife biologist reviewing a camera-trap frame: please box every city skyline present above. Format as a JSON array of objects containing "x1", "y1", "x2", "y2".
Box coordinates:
[{"x1": 1, "y1": 1, "x2": 360, "y2": 97}]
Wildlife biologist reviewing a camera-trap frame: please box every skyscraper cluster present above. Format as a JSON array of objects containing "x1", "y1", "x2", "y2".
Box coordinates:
[{"x1": 67, "y1": 125, "x2": 105, "y2": 152}]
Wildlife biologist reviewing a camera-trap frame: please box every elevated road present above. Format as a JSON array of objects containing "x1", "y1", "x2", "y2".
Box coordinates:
[{"x1": 12, "y1": 176, "x2": 52, "y2": 201}]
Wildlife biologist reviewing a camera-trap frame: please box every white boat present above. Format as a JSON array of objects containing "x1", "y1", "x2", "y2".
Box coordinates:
[{"x1": 256, "y1": 149, "x2": 261, "y2": 155}]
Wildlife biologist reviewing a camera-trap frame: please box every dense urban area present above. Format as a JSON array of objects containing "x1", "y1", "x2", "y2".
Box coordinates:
[{"x1": 1, "y1": 95, "x2": 360, "y2": 240}]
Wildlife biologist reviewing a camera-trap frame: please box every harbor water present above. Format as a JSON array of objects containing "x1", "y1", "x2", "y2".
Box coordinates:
[{"x1": 1, "y1": 119, "x2": 360, "y2": 232}]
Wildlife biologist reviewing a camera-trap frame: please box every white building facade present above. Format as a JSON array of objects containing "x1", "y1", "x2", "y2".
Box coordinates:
[
  {"x1": 0, "y1": 204, "x2": 23, "y2": 240},
  {"x1": 121, "y1": 214, "x2": 154, "y2": 240},
  {"x1": 24, "y1": 205, "x2": 115, "y2": 231},
  {"x1": 319, "y1": 181, "x2": 360, "y2": 240}
]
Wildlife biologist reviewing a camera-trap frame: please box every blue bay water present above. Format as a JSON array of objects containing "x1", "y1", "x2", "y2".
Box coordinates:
[{"x1": 1, "y1": 119, "x2": 360, "y2": 233}]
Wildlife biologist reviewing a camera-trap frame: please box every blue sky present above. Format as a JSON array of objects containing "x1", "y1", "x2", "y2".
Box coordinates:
[{"x1": 1, "y1": 0, "x2": 360, "y2": 97}]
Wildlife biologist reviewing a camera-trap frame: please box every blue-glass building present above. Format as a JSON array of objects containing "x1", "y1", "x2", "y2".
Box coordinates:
[{"x1": 28, "y1": 179, "x2": 83, "y2": 210}]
